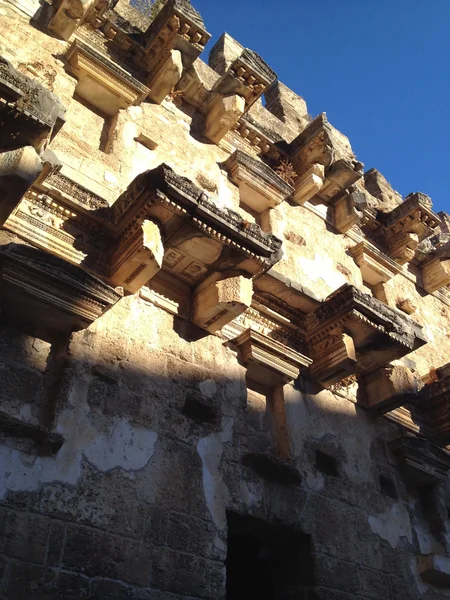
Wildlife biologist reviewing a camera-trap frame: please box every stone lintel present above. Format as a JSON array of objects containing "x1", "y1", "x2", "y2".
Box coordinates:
[
  {"x1": 204, "y1": 93, "x2": 245, "y2": 143},
  {"x1": 359, "y1": 365, "x2": 419, "y2": 413},
  {"x1": 232, "y1": 327, "x2": 312, "y2": 383},
  {"x1": 292, "y1": 163, "x2": 324, "y2": 206},
  {"x1": 193, "y1": 275, "x2": 253, "y2": 333},
  {"x1": 418, "y1": 554, "x2": 450, "y2": 587},
  {"x1": 223, "y1": 150, "x2": 293, "y2": 212},
  {"x1": 109, "y1": 219, "x2": 164, "y2": 292},
  {"x1": 306, "y1": 284, "x2": 427, "y2": 387},
  {"x1": 133, "y1": 0, "x2": 210, "y2": 89},
  {"x1": 422, "y1": 257, "x2": 450, "y2": 294},
  {"x1": 0, "y1": 243, "x2": 122, "y2": 335},
  {"x1": 349, "y1": 241, "x2": 397, "y2": 286},
  {"x1": 66, "y1": 40, "x2": 149, "y2": 115},
  {"x1": 389, "y1": 434, "x2": 450, "y2": 487}
]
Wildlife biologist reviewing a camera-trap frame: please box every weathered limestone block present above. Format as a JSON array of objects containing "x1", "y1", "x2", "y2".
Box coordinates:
[
  {"x1": 48, "y1": 0, "x2": 94, "y2": 40},
  {"x1": 264, "y1": 80, "x2": 310, "y2": 139},
  {"x1": 109, "y1": 220, "x2": 164, "y2": 293},
  {"x1": 359, "y1": 365, "x2": 419, "y2": 413},
  {"x1": 204, "y1": 93, "x2": 245, "y2": 143},
  {"x1": 292, "y1": 163, "x2": 324, "y2": 206},
  {"x1": 148, "y1": 49, "x2": 183, "y2": 104},
  {"x1": 193, "y1": 275, "x2": 253, "y2": 333},
  {"x1": 349, "y1": 241, "x2": 396, "y2": 286},
  {"x1": 132, "y1": 0, "x2": 210, "y2": 102},
  {"x1": 0, "y1": 147, "x2": 43, "y2": 226},
  {"x1": 422, "y1": 257, "x2": 450, "y2": 293},
  {"x1": 66, "y1": 40, "x2": 150, "y2": 115},
  {"x1": 223, "y1": 150, "x2": 293, "y2": 212},
  {"x1": 418, "y1": 555, "x2": 450, "y2": 587}
]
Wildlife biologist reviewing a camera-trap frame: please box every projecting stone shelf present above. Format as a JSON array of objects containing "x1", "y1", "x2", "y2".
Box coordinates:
[
  {"x1": 223, "y1": 150, "x2": 293, "y2": 213},
  {"x1": 66, "y1": 40, "x2": 150, "y2": 116},
  {"x1": 349, "y1": 241, "x2": 397, "y2": 287},
  {"x1": 305, "y1": 284, "x2": 427, "y2": 388},
  {"x1": 0, "y1": 410, "x2": 64, "y2": 456},
  {"x1": 232, "y1": 328, "x2": 312, "y2": 384},
  {"x1": 416, "y1": 234, "x2": 450, "y2": 293},
  {"x1": 389, "y1": 434, "x2": 450, "y2": 486},
  {"x1": 0, "y1": 243, "x2": 122, "y2": 336}
]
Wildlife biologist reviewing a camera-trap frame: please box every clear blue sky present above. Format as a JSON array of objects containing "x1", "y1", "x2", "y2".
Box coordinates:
[{"x1": 193, "y1": 0, "x2": 449, "y2": 213}]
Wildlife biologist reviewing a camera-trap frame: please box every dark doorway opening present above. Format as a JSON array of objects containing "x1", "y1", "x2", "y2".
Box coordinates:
[{"x1": 225, "y1": 512, "x2": 314, "y2": 600}]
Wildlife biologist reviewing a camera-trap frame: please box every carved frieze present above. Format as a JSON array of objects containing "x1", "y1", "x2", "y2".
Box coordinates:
[
  {"x1": 305, "y1": 284, "x2": 427, "y2": 387},
  {"x1": 223, "y1": 150, "x2": 293, "y2": 213}
]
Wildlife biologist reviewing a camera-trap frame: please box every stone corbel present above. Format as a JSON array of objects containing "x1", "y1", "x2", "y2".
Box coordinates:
[
  {"x1": 349, "y1": 241, "x2": 397, "y2": 287},
  {"x1": 306, "y1": 285, "x2": 427, "y2": 389},
  {"x1": 109, "y1": 219, "x2": 164, "y2": 293},
  {"x1": 358, "y1": 364, "x2": 420, "y2": 413},
  {"x1": 132, "y1": 0, "x2": 210, "y2": 103},
  {"x1": 0, "y1": 147, "x2": 44, "y2": 226},
  {"x1": 319, "y1": 159, "x2": 364, "y2": 206},
  {"x1": 231, "y1": 328, "x2": 312, "y2": 384},
  {"x1": 417, "y1": 364, "x2": 450, "y2": 446},
  {"x1": 422, "y1": 258, "x2": 450, "y2": 294},
  {"x1": 223, "y1": 150, "x2": 293, "y2": 212},
  {"x1": 48, "y1": 0, "x2": 94, "y2": 40},
  {"x1": 66, "y1": 40, "x2": 150, "y2": 116},
  {"x1": 193, "y1": 275, "x2": 253, "y2": 333},
  {"x1": 292, "y1": 163, "x2": 324, "y2": 206},
  {"x1": 204, "y1": 93, "x2": 245, "y2": 144},
  {"x1": 308, "y1": 330, "x2": 357, "y2": 388},
  {"x1": 333, "y1": 190, "x2": 366, "y2": 234}
]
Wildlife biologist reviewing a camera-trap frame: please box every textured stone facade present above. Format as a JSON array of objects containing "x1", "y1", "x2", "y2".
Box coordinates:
[{"x1": 1, "y1": 1, "x2": 450, "y2": 599}]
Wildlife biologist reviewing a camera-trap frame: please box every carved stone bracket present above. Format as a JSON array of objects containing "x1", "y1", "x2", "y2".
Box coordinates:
[
  {"x1": 66, "y1": 40, "x2": 149, "y2": 115},
  {"x1": 359, "y1": 364, "x2": 420, "y2": 413},
  {"x1": 204, "y1": 93, "x2": 245, "y2": 144},
  {"x1": 416, "y1": 233, "x2": 450, "y2": 293},
  {"x1": 223, "y1": 150, "x2": 293, "y2": 213},
  {"x1": 289, "y1": 114, "x2": 363, "y2": 207},
  {"x1": 380, "y1": 192, "x2": 439, "y2": 265},
  {"x1": 131, "y1": 0, "x2": 210, "y2": 103},
  {"x1": 232, "y1": 327, "x2": 312, "y2": 384},
  {"x1": 388, "y1": 434, "x2": 450, "y2": 486},
  {"x1": 349, "y1": 241, "x2": 397, "y2": 287},
  {"x1": 305, "y1": 284, "x2": 427, "y2": 388}
]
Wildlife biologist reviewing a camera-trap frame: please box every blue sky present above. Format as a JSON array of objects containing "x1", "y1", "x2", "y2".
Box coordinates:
[{"x1": 193, "y1": 0, "x2": 449, "y2": 213}]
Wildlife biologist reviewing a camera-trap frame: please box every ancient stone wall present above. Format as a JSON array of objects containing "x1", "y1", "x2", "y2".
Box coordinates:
[{"x1": 1, "y1": 0, "x2": 450, "y2": 598}]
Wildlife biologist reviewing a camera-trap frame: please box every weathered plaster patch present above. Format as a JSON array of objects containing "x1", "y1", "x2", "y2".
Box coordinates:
[
  {"x1": 368, "y1": 502, "x2": 413, "y2": 548},
  {"x1": 0, "y1": 388, "x2": 157, "y2": 498},
  {"x1": 197, "y1": 418, "x2": 234, "y2": 529},
  {"x1": 199, "y1": 378, "x2": 217, "y2": 399}
]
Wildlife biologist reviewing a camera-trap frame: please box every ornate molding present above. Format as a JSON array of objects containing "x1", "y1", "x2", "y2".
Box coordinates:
[{"x1": 389, "y1": 434, "x2": 450, "y2": 486}]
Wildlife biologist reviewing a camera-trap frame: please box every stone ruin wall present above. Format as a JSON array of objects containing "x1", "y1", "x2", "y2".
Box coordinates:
[{"x1": 0, "y1": 0, "x2": 450, "y2": 598}]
